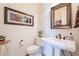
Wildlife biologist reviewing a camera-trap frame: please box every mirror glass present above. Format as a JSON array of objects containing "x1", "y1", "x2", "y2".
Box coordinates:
[{"x1": 51, "y1": 3, "x2": 72, "y2": 29}]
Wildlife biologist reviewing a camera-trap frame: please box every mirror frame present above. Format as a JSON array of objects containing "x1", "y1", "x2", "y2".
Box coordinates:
[{"x1": 51, "y1": 3, "x2": 72, "y2": 29}]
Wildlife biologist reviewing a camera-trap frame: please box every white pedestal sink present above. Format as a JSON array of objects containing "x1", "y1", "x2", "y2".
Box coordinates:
[{"x1": 38, "y1": 37, "x2": 76, "y2": 56}]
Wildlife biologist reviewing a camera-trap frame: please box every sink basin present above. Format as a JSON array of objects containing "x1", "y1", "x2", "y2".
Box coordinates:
[{"x1": 39, "y1": 37, "x2": 76, "y2": 52}]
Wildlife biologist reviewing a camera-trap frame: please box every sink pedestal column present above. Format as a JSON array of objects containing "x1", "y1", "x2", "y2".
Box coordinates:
[{"x1": 54, "y1": 47, "x2": 61, "y2": 56}]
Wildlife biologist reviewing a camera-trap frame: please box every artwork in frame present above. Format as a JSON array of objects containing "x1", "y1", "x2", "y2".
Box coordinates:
[
  {"x1": 51, "y1": 3, "x2": 72, "y2": 29},
  {"x1": 74, "y1": 6, "x2": 79, "y2": 28},
  {"x1": 4, "y1": 7, "x2": 34, "y2": 26}
]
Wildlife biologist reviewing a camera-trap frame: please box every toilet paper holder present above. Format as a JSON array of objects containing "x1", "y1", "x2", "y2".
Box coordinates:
[{"x1": 19, "y1": 40, "x2": 23, "y2": 47}]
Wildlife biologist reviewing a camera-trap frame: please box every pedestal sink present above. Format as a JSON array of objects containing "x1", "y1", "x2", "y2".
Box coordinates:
[{"x1": 38, "y1": 37, "x2": 76, "y2": 56}]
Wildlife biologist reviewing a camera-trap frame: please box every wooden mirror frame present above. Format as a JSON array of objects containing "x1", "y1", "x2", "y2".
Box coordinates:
[{"x1": 51, "y1": 3, "x2": 72, "y2": 29}]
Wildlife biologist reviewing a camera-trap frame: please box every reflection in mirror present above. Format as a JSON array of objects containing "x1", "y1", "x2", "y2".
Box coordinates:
[{"x1": 51, "y1": 3, "x2": 72, "y2": 29}]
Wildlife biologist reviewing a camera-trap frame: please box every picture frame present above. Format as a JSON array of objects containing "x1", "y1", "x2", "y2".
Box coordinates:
[
  {"x1": 74, "y1": 6, "x2": 79, "y2": 28},
  {"x1": 51, "y1": 3, "x2": 72, "y2": 29},
  {"x1": 4, "y1": 7, "x2": 34, "y2": 26}
]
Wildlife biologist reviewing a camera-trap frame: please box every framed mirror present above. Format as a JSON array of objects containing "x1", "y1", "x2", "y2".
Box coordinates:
[{"x1": 51, "y1": 3, "x2": 72, "y2": 29}]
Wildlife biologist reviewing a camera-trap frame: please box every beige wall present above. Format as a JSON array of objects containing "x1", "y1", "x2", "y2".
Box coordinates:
[
  {"x1": 38, "y1": 3, "x2": 79, "y2": 56},
  {"x1": 0, "y1": 3, "x2": 38, "y2": 56},
  {"x1": 0, "y1": 3, "x2": 79, "y2": 56}
]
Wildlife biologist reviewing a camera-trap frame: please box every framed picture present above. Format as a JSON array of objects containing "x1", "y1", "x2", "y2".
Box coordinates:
[
  {"x1": 51, "y1": 3, "x2": 72, "y2": 29},
  {"x1": 4, "y1": 7, "x2": 34, "y2": 26},
  {"x1": 74, "y1": 6, "x2": 79, "y2": 28}
]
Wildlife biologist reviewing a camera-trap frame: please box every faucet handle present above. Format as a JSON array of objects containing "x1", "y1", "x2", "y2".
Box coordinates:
[
  {"x1": 58, "y1": 34, "x2": 61, "y2": 39},
  {"x1": 63, "y1": 37, "x2": 65, "y2": 40},
  {"x1": 56, "y1": 35, "x2": 58, "y2": 38}
]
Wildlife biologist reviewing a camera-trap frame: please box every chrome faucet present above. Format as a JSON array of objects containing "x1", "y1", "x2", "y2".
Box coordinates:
[{"x1": 58, "y1": 34, "x2": 61, "y2": 39}]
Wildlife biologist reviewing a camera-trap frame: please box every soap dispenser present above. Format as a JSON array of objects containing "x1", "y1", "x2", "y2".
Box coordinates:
[{"x1": 68, "y1": 33, "x2": 73, "y2": 41}]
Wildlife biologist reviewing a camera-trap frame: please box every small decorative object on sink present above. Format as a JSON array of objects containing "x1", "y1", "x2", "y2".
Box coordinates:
[
  {"x1": 0, "y1": 35, "x2": 6, "y2": 42},
  {"x1": 38, "y1": 30, "x2": 43, "y2": 37},
  {"x1": 68, "y1": 33, "x2": 74, "y2": 41},
  {"x1": 62, "y1": 33, "x2": 73, "y2": 41}
]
